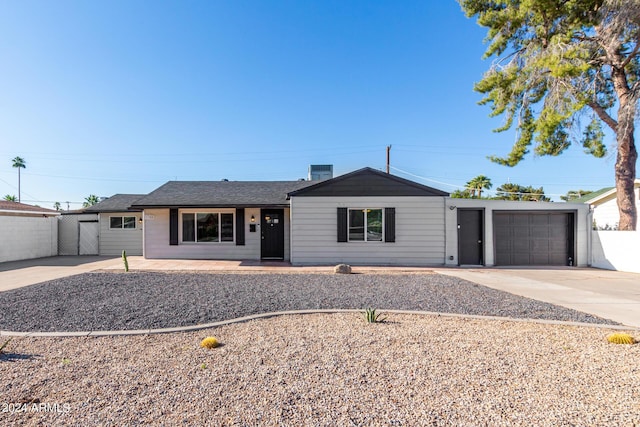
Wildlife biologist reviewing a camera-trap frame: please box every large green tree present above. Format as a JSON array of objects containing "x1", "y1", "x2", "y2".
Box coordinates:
[
  {"x1": 82, "y1": 194, "x2": 100, "y2": 208},
  {"x1": 494, "y1": 183, "x2": 551, "y2": 201},
  {"x1": 460, "y1": 0, "x2": 640, "y2": 230},
  {"x1": 466, "y1": 174, "x2": 493, "y2": 198},
  {"x1": 561, "y1": 189, "x2": 593, "y2": 201}
]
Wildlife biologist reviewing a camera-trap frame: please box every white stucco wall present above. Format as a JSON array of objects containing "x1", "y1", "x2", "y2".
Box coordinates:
[
  {"x1": 290, "y1": 196, "x2": 446, "y2": 266},
  {"x1": 591, "y1": 230, "x2": 640, "y2": 273},
  {"x1": 443, "y1": 198, "x2": 590, "y2": 267},
  {"x1": 0, "y1": 214, "x2": 58, "y2": 262}
]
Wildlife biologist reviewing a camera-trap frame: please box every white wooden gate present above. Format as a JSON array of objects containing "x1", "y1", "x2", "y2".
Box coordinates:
[{"x1": 79, "y1": 221, "x2": 99, "y2": 255}]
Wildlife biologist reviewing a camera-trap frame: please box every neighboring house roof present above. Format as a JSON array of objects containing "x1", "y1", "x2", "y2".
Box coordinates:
[
  {"x1": 575, "y1": 179, "x2": 640, "y2": 205},
  {"x1": 0, "y1": 200, "x2": 60, "y2": 215},
  {"x1": 288, "y1": 167, "x2": 449, "y2": 197},
  {"x1": 130, "y1": 181, "x2": 315, "y2": 208},
  {"x1": 83, "y1": 194, "x2": 146, "y2": 213},
  {"x1": 572, "y1": 187, "x2": 614, "y2": 204}
]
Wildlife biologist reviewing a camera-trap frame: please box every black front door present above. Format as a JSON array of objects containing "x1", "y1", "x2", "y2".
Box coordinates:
[
  {"x1": 458, "y1": 209, "x2": 484, "y2": 265},
  {"x1": 261, "y1": 209, "x2": 285, "y2": 259}
]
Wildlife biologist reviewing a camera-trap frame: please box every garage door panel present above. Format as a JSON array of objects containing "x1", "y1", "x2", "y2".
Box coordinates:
[
  {"x1": 494, "y1": 212, "x2": 573, "y2": 266},
  {"x1": 513, "y1": 240, "x2": 531, "y2": 252},
  {"x1": 531, "y1": 240, "x2": 549, "y2": 252}
]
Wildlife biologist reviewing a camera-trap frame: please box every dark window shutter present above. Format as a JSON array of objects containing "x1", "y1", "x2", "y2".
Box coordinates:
[
  {"x1": 169, "y1": 208, "x2": 179, "y2": 245},
  {"x1": 337, "y1": 207, "x2": 348, "y2": 242},
  {"x1": 236, "y1": 208, "x2": 245, "y2": 246},
  {"x1": 385, "y1": 207, "x2": 395, "y2": 243}
]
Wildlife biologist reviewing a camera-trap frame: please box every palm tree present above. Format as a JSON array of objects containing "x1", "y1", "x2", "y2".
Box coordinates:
[
  {"x1": 11, "y1": 156, "x2": 26, "y2": 202},
  {"x1": 83, "y1": 194, "x2": 100, "y2": 208},
  {"x1": 3, "y1": 194, "x2": 17, "y2": 202},
  {"x1": 466, "y1": 175, "x2": 492, "y2": 198},
  {"x1": 53, "y1": 201, "x2": 61, "y2": 211}
]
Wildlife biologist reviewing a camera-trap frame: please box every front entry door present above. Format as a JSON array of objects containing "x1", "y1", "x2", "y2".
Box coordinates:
[
  {"x1": 261, "y1": 209, "x2": 285, "y2": 259},
  {"x1": 458, "y1": 209, "x2": 484, "y2": 265}
]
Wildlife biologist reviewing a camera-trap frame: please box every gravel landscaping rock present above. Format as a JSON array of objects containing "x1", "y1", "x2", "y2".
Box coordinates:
[
  {"x1": 0, "y1": 313, "x2": 638, "y2": 426},
  {"x1": 0, "y1": 272, "x2": 617, "y2": 332}
]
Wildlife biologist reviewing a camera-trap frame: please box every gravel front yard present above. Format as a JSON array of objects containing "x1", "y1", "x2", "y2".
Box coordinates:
[
  {"x1": 1, "y1": 313, "x2": 638, "y2": 426},
  {"x1": 0, "y1": 272, "x2": 618, "y2": 332}
]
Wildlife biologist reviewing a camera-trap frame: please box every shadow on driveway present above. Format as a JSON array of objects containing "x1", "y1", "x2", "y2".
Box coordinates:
[{"x1": 0, "y1": 256, "x2": 118, "y2": 272}]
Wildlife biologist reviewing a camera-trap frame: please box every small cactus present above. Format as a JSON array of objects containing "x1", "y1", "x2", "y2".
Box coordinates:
[
  {"x1": 0, "y1": 338, "x2": 11, "y2": 354},
  {"x1": 122, "y1": 250, "x2": 129, "y2": 272},
  {"x1": 607, "y1": 333, "x2": 636, "y2": 345},
  {"x1": 200, "y1": 337, "x2": 220, "y2": 349},
  {"x1": 363, "y1": 308, "x2": 386, "y2": 323}
]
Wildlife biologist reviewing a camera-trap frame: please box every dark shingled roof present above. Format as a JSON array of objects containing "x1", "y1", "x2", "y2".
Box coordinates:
[
  {"x1": 130, "y1": 181, "x2": 315, "y2": 208},
  {"x1": 84, "y1": 194, "x2": 146, "y2": 212}
]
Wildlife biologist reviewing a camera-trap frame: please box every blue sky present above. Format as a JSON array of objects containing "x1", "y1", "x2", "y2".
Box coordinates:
[{"x1": 0, "y1": 1, "x2": 627, "y2": 209}]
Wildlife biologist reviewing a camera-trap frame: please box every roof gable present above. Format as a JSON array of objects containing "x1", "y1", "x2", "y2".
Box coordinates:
[
  {"x1": 288, "y1": 167, "x2": 449, "y2": 197},
  {"x1": 575, "y1": 179, "x2": 640, "y2": 205}
]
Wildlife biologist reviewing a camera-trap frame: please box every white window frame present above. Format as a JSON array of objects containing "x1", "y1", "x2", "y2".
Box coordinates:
[
  {"x1": 180, "y1": 209, "x2": 235, "y2": 244},
  {"x1": 347, "y1": 208, "x2": 384, "y2": 242},
  {"x1": 109, "y1": 215, "x2": 137, "y2": 230}
]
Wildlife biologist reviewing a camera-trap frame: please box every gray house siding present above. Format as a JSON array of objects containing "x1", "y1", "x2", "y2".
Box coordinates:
[
  {"x1": 142, "y1": 207, "x2": 291, "y2": 260},
  {"x1": 99, "y1": 212, "x2": 143, "y2": 256},
  {"x1": 290, "y1": 196, "x2": 445, "y2": 265}
]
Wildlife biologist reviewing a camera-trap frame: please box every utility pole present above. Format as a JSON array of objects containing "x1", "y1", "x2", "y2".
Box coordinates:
[{"x1": 386, "y1": 145, "x2": 392, "y2": 173}]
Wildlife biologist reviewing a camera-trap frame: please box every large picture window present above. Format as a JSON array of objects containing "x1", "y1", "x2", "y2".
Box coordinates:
[
  {"x1": 182, "y1": 212, "x2": 234, "y2": 243},
  {"x1": 110, "y1": 216, "x2": 137, "y2": 229},
  {"x1": 348, "y1": 208, "x2": 383, "y2": 242}
]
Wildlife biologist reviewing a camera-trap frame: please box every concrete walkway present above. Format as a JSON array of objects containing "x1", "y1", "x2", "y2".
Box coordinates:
[{"x1": 1, "y1": 256, "x2": 639, "y2": 328}]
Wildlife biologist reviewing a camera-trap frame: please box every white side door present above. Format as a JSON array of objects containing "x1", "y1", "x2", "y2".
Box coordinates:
[{"x1": 79, "y1": 221, "x2": 99, "y2": 255}]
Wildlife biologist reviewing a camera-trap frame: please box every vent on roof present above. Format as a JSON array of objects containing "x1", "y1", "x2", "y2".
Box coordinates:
[{"x1": 308, "y1": 164, "x2": 333, "y2": 181}]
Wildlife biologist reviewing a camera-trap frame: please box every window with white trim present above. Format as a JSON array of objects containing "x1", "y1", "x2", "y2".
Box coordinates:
[
  {"x1": 182, "y1": 212, "x2": 234, "y2": 243},
  {"x1": 348, "y1": 208, "x2": 383, "y2": 242},
  {"x1": 110, "y1": 216, "x2": 137, "y2": 229}
]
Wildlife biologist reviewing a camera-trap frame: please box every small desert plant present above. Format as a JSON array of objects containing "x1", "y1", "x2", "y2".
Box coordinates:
[
  {"x1": 200, "y1": 337, "x2": 219, "y2": 349},
  {"x1": 0, "y1": 338, "x2": 11, "y2": 354},
  {"x1": 363, "y1": 308, "x2": 386, "y2": 323},
  {"x1": 122, "y1": 250, "x2": 129, "y2": 272},
  {"x1": 607, "y1": 333, "x2": 637, "y2": 345}
]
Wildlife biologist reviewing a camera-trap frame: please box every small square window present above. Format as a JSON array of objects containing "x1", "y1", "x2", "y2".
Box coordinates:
[
  {"x1": 348, "y1": 208, "x2": 383, "y2": 242},
  {"x1": 124, "y1": 217, "x2": 136, "y2": 229},
  {"x1": 110, "y1": 217, "x2": 123, "y2": 229}
]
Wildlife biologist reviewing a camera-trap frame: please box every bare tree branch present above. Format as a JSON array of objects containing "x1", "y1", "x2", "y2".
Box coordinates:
[{"x1": 588, "y1": 101, "x2": 618, "y2": 131}]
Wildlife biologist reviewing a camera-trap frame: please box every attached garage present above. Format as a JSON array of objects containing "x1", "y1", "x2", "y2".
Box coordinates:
[{"x1": 493, "y1": 211, "x2": 574, "y2": 266}]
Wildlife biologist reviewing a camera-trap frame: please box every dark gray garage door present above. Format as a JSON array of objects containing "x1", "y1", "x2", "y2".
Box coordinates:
[{"x1": 494, "y1": 212, "x2": 573, "y2": 266}]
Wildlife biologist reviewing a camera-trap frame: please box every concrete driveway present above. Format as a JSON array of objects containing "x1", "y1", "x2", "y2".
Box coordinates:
[
  {"x1": 435, "y1": 267, "x2": 640, "y2": 328},
  {"x1": 1, "y1": 256, "x2": 639, "y2": 328}
]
